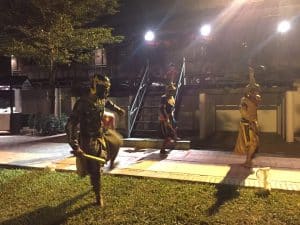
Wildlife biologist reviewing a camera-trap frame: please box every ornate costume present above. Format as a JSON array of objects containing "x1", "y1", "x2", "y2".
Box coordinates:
[
  {"x1": 234, "y1": 67, "x2": 261, "y2": 167},
  {"x1": 65, "y1": 74, "x2": 124, "y2": 206},
  {"x1": 159, "y1": 83, "x2": 178, "y2": 154}
]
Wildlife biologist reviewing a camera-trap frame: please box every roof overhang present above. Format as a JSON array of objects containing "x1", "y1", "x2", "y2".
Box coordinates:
[{"x1": 0, "y1": 76, "x2": 31, "y2": 90}]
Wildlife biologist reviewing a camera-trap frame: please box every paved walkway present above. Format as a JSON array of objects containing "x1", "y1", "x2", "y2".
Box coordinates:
[{"x1": 0, "y1": 134, "x2": 300, "y2": 191}]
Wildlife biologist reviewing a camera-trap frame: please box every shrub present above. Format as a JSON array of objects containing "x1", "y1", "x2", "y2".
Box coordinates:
[
  {"x1": 27, "y1": 113, "x2": 68, "y2": 135},
  {"x1": 27, "y1": 114, "x2": 35, "y2": 129}
]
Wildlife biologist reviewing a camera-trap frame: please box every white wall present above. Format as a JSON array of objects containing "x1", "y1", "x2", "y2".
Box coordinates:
[
  {"x1": 215, "y1": 110, "x2": 239, "y2": 132},
  {"x1": 216, "y1": 109, "x2": 277, "y2": 132},
  {"x1": 258, "y1": 110, "x2": 277, "y2": 132},
  {"x1": 108, "y1": 96, "x2": 131, "y2": 133},
  {"x1": 14, "y1": 89, "x2": 22, "y2": 113}
]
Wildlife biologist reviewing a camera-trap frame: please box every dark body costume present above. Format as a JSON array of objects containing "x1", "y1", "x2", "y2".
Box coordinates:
[
  {"x1": 159, "y1": 94, "x2": 177, "y2": 139},
  {"x1": 65, "y1": 75, "x2": 124, "y2": 206},
  {"x1": 159, "y1": 83, "x2": 178, "y2": 154}
]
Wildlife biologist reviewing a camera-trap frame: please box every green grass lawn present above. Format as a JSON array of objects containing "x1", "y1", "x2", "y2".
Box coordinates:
[{"x1": 0, "y1": 168, "x2": 299, "y2": 225}]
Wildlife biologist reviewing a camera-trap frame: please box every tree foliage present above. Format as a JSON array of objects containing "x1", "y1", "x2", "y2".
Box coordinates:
[{"x1": 0, "y1": 0, "x2": 123, "y2": 71}]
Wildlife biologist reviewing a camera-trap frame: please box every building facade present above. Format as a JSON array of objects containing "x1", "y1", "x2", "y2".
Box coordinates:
[{"x1": 1, "y1": 0, "x2": 300, "y2": 143}]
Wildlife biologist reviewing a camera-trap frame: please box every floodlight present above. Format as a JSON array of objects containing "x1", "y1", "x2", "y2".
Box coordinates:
[
  {"x1": 200, "y1": 24, "x2": 211, "y2": 37},
  {"x1": 277, "y1": 20, "x2": 291, "y2": 33},
  {"x1": 144, "y1": 30, "x2": 155, "y2": 41}
]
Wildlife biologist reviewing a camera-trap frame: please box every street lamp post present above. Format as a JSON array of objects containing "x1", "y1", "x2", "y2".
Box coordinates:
[
  {"x1": 275, "y1": 19, "x2": 294, "y2": 142},
  {"x1": 9, "y1": 55, "x2": 14, "y2": 134}
]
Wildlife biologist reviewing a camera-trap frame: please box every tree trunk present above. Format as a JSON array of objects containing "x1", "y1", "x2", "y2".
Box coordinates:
[{"x1": 49, "y1": 58, "x2": 56, "y2": 115}]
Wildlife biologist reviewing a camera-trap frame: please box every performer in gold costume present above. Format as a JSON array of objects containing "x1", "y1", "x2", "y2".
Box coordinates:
[{"x1": 234, "y1": 67, "x2": 261, "y2": 167}]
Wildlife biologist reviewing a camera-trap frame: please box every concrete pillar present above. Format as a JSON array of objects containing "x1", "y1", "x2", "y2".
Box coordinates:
[
  {"x1": 71, "y1": 97, "x2": 77, "y2": 110},
  {"x1": 14, "y1": 89, "x2": 22, "y2": 113},
  {"x1": 282, "y1": 95, "x2": 286, "y2": 140},
  {"x1": 285, "y1": 91, "x2": 294, "y2": 142},
  {"x1": 276, "y1": 104, "x2": 282, "y2": 136},
  {"x1": 208, "y1": 95, "x2": 216, "y2": 135},
  {"x1": 54, "y1": 88, "x2": 61, "y2": 117},
  {"x1": 199, "y1": 93, "x2": 206, "y2": 140}
]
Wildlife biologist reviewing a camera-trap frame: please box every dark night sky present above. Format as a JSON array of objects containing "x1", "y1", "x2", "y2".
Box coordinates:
[
  {"x1": 99, "y1": 0, "x2": 223, "y2": 36},
  {"x1": 98, "y1": 0, "x2": 300, "y2": 76}
]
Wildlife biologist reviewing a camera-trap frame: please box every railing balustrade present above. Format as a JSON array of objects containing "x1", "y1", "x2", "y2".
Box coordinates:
[
  {"x1": 175, "y1": 57, "x2": 186, "y2": 116},
  {"x1": 127, "y1": 61, "x2": 150, "y2": 137}
]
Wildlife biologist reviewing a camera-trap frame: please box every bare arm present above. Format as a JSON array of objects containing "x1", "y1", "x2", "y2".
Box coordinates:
[{"x1": 105, "y1": 99, "x2": 125, "y2": 116}]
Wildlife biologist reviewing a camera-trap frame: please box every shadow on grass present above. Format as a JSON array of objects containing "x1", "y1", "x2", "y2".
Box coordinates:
[
  {"x1": 0, "y1": 190, "x2": 92, "y2": 225},
  {"x1": 255, "y1": 189, "x2": 271, "y2": 198},
  {"x1": 207, "y1": 164, "x2": 253, "y2": 216}
]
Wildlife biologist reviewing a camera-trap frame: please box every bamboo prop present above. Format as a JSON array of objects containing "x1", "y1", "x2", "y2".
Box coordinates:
[
  {"x1": 71, "y1": 150, "x2": 106, "y2": 164},
  {"x1": 82, "y1": 153, "x2": 106, "y2": 164}
]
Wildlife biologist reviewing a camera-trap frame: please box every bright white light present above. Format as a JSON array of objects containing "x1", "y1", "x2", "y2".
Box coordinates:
[
  {"x1": 277, "y1": 20, "x2": 291, "y2": 33},
  {"x1": 144, "y1": 30, "x2": 155, "y2": 41},
  {"x1": 200, "y1": 24, "x2": 211, "y2": 37},
  {"x1": 11, "y1": 55, "x2": 17, "y2": 71}
]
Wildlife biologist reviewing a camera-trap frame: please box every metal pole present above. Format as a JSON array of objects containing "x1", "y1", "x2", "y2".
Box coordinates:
[
  {"x1": 127, "y1": 105, "x2": 131, "y2": 137},
  {"x1": 9, "y1": 55, "x2": 14, "y2": 134}
]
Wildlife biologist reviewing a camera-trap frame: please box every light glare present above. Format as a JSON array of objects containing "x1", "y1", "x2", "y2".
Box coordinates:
[
  {"x1": 144, "y1": 30, "x2": 155, "y2": 41},
  {"x1": 277, "y1": 20, "x2": 291, "y2": 33},
  {"x1": 200, "y1": 24, "x2": 211, "y2": 37}
]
